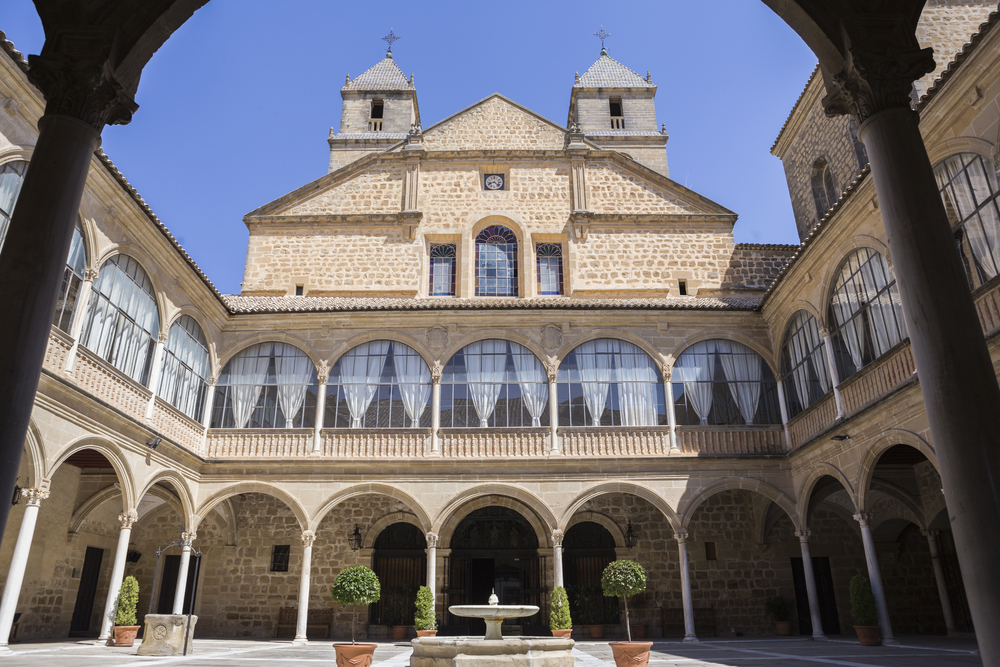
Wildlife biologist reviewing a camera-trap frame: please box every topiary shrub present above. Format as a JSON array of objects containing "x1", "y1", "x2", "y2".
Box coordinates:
[
  {"x1": 849, "y1": 575, "x2": 878, "y2": 626},
  {"x1": 549, "y1": 586, "x2": 572, "y2": 630},
  {"x1": 332, "y1": 565, "x2": 381, "y2": 643},
  {"x1": 601, "y1": 560, "x2": 646, "y2": 642},
  {"x1": 764, "y1": 596, "x2": 794, "y2": 622},
  {"x1": 114, "y1": 576, "x2": 139, "y2": 626},
  {"x1": 414, "y1": 586, "x2": 436, "y2": 631}
]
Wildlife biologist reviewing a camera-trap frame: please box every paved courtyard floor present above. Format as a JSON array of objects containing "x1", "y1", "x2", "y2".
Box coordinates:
[{"x1": 0, "y1": 637, "x2": 982, "y2": 666}]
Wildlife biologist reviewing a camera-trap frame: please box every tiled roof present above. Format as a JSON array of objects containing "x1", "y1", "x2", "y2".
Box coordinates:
[
  {"x1": 0, "y1": 30, "x2": 29, "y2": 75},
  {"x1": 329, "y1": 133, "x2": 408, "y2": 140},
  {"x1": 224, "y1": 294, "x2": 760, "y2": 314},
  {"x1": 343, "y1": 54, "x2": 414, "y2": 91},
  {"x1": 576, "y1": 52, "x2": 652, "y2": 88},
  {"x1": 584, "y1": 130, "x2": 665, "y2": 137}
]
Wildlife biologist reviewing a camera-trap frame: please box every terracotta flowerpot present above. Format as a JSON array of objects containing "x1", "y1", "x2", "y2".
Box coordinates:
[
  {"x1": 588, "y1": 624, "x2": 605, "y2": 639},
  {"x1": 113, "y1": 625, "x2": 140, "y2": 647},
  {"x1": 416, "y1": 630, "x2": 438, "y2": 637},
  {"x1": 334, "y1": 643, "x2": 378, "y2": 667},
  {"x1": 630, "y1": 624, "x2": 647, "y2": 639},
  {"x1": 854, "y1": 625, "x2": 880, "y2": 647},
  {"x1": 609, "y1": 641, "x2": 653, "y2": 667},
  {"x1": 552, "y1": 628, "x2": 572, "y2": 638},
  {"x1": 774, "y1": 621, "x2": 792, "y2": 636},
  {"x1": 391, "y1": 625, "x2": 407, "y2": 641}
]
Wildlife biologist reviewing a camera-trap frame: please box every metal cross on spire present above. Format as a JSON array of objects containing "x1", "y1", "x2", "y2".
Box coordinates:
[
  {"x1": 382, "y1": 29, "x2": 400, "y2": 55},
  {"x1": 594, "y1": 26, "x2": 611, "y2": 50}
]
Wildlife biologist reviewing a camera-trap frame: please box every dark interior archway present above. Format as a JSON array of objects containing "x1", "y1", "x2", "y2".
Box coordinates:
[
  {"x1": 563, "y1": 521, "x2": 619, "y2": 626},
  {"x1": 367, "y1": 522, "x2": 426, "y2": 628}
]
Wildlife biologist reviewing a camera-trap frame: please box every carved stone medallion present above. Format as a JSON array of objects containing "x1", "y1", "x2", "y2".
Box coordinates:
[
  {"x1": 426, "y1": 327, "x2": 449, "y2": 351},
  {"x1": 540, "y1": 325, "x2": 563, "y2": 351}
]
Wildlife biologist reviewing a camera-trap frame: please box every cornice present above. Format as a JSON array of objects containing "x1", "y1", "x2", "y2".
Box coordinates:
[{"x1": 771, "y1": 66, "x2": 822, "y2": 157}]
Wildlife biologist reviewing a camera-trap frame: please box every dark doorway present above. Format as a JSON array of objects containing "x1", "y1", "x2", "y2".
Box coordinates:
[
  {"x1": 69, "y1": 546, "x2": 105, "y2": 636},
  {"x1": 791, "y1": 556, "x2": 840, "y2": 635},
  {"x1": 563, "y1": 521, "x2": 619, "y2": 625},
  {"x1": 368, "y1": 523, "x2": 427, "y2": 627},
  {"x1": 156, "y1": 554, "x2": 200, "y2": 614}
]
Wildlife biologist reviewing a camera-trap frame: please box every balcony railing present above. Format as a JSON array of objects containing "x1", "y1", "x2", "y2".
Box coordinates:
[
  {"x1": 44, "y1": 326, "x2": 73, "y2": 373},
  {"x1": 560, "y1": 427, "x2": 669, "y2": 457},
  {"x1": 439, "y1": 428, "x2": 549, "y2": 458},
  {"x1": 610, "y1": 116, "x2": 625, "y2": 129},
  {"x1": 205, "y1": 429, "x2": 312, "y2": 458},
  {"x1": 324, "y1": 429, "x2": 430, "y2": 458},
  {"x1": 368, "y1": 119, "x2": 383, "y2": 132},
  {"x1": 152, "y1": 398, "x2": 206, "y2": 455},
  {"x1": 974, "y1": 276, "x2": 1000, "y2": 336},
  {"x1": 73, "y1": 346, "x2": 152, "y2": 423},
  {"x1": 786, "y1": 392, "x2": 837, "y2": 451},
  {"x1": 838, "y1": 341, "x2": 916, "y2": 415},
  {"x1": 674, "y1": 425, "x2": 785, "y2": 455}
]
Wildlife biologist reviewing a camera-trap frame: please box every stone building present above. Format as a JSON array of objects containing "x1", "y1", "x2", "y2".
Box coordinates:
[{"x1": 0, "y1": 2, "x2": 997, "y2": 647}]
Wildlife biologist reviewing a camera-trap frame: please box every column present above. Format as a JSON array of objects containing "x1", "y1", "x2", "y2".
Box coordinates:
[
  {"x1": 201, "y1": 377, "x2": 217, "y2": 429},
  {"x1": 63, "y1": 268, "x2": 99, "y2": 373},
  {"x1": 426, "y1": 532, "x2": 438, "y2": 605},
  {"x1": 662, "y1": 365, "x2": 679, "y2": 453},
  {"x1": 776, "y1": 378, "x2": 791, "y2": 452},
  {"x1": 294, "y1": 531, "x2": 315, "y2": 645},
  {"x1": 172, "y1": 531, "x2": 196, "y2": 614},
  {"x1": 99, "y1": 510, "x2": 138, "y2": 643},
  {"x1": 430, "y1": 365, "x2": 442, "y2": 456},
  {"x1": 312, "y1": 370, "x2": 327, "y2": 455},
  {"x1": 674, "y1": 529, "x2": 697, "y2": 643},
  {"x1": 922, "y1": 530, "x2": 957, "y2": 636},
  {"x1": 0, "y1": 489, "x2": 48, "y2": 650},
  {"x1": 552, "y1": 530, "x2": 564, "y2": 588},
  {"x1": 548, "y1": 365, "x2": 560, "y2": 454},
  {"x1": 853, "y1": 513, "x2": 895, "y2": 644},
  {"x1": 795, "y1": 530, "x2": 825, "y2": 639},
  {"x1": 144, "y1": 333, "x2": 168, "y2": 420},
  {"x1": 818, "y1": 329, "x2": 845, "y2": 419}
]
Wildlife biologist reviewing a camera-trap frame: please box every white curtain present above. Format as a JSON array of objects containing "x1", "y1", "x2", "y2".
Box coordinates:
[
  {"x1": 716, "y1": 340, "x2": 763, "y2": 424},
  {"x1": 395, "y1": 343, "x2": 431, "y2": 427},
  {"x1": 830, "y1": 256, "x2": 865, "y2": 372},
  {"x1": 576, "y1": 339, "x2": 617, "y2": 426},
  {"x1": 786, "y1": 313, "x2": 831, "y2": 408},
  {"x1": 510, "y1": 342, "x2": 547, "y2": 427},
  {"x1": 230, "y1": 344, "x2": 271, "y2": 429},
  {"x1": 340, "y1": 341, "x2": 390, "y2": 428},
  {"x1": 676, "y1": 340, "x2": 715, "y2": 425},
  {"x1": 465, "y1": 340, "x2": 508, "y2": 427},
  {"x1": 964, "y1": 215, "x2": 1000, "y2": 280},
  {"x1": 275, "y1": 343, "x2": 314, "y2": 428},
  {"x1": 617, "y1": 342, "x2": 658, "y2": 426}
]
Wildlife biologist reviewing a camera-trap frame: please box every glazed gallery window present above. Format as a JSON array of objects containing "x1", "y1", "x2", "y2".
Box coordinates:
[
  {"x1": 0, "y1": 160, "x2": 27, "y2": 252},
  {"x1": 934, "y1": 153, "x2": 1000, "y2": 290},
  {"x1": 536, "y1": 243, "x2": 564, "y2": 295},
  {"x1": 53, "y1": 219, "x2": 87, "y2": 332},
  {"x1": 475, "y1": 225, "x2": 518, "y2": 297},
  {"x1": 325, "y1": 341, "x2": 431, "y2": 428},
  {"x1": 440, "y1": 340, "x2": 548, "y2": 427},
  {"x1": 211, "y1": 343, "x2": 317, "y2": 429},
  {"x1": 827, "y1": 248, "x2": 906, "y2": 381},
  {"x1": 429, "y1": 244, "x2": 456, "y2": 296},
  {"x1": 811, "y1": 157, "x2": 838, "y2": 219},
  {"x1": 672, "y1": 340, "x2": 781, "y2": 426},
  {"x1": 80, "y1": 255, "x2": 160, "y2": 385},
  {"x1": 157, "y1": 315, "x2": 211, "y2": 422},
  {"x1": 780, "y1": 311, "x2": 831, "y2": 418},
  {"x1": 557, "y1": 339, "x2": 666, "y2": 427}
]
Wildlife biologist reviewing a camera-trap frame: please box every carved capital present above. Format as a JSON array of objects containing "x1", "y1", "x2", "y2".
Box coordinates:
[
  {"x1": 853, "y1": 511, "x2": 873, "y2": 527},
  {"x1": 673, "y1": 528, "x2": 688, "y2": 545},
  {"x1": 794, "y1": 529, "x2": 812, "y2": 542},
  {"x1": 426, "y1": 531, "x2": 439, "y2": 549},
  {"x1": 180, "y1": 531, "x2": 197, "y2": 547},
  {"x1": 157, "y1": 332, "x2": 169, "y2": 344},
  {"x1": 301, "y1": 530, "x2": 316, "y2": 548},
  {"x1": 208, "y1": 376, "x2": 218, "y2": 387},
  {"x1": 22, "y1": 488, "x2": 49, "y2": 505},
  {"x1": 84, "y1": 268, "x2": 100, "y2": 281},
  {"x1": 818, "y1": 327, "x2": 830, "y2": 339},
  {"x1": 659, "y1": 362, "x2": 672, "y2": 382},
  {"x1": 551, "y1": 529, "x2": 564, "y2": 548},
  {"x1": 546, "y1": 363, "x2": 559, "y2": 384},
  {"x1": 921, "y1": 529, "x2": 939, "y2": 540},
  {"x1": 119, "y1": 510, "x2": 139, "y2": 530},
  {"x1": 431, "y1": 364, "x2": 443, "y2": 384},
  {"x1": 316, "y1": 362, "x2": 329, "y2": 385}
]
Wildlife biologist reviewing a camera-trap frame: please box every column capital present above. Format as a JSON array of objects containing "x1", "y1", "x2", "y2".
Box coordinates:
[
  {"x1": 119, "y1": 510, "x2": 139, "y2": 530},
  {"x1": 853, "y1": 511, "x2": 874, "y2": 527},
  {"x1": 426, "y1": 532, "x2": 439, "y2": 549},
  {"x1": 921, "y1": 529, "x2": 939, "y2": 539},
  {"x1": 316, "y1": 362, "x2": 329, "y2": 386},
  {"x1": 546, "y1": 363, "x2": 559, "y2": 384},
  {"x1": 673, "y1": 528, "x2": 689, "y2": 545},
  {"x1": 22, "y1": 488, "x2": 49, "y2": 506},
  {"x1": 659, "y1": 362, "x2": 672, "y2": 382},
  {"x1": 431, "y1": 364, "x2": 443, "y2": 384},
  {"x1": 818, "y1": 327, "x2": 830, "y2": 338},
  {"x1": 208, "y1": 376, "x2": 218, "y2": 387},
  {"x1": 301, "y1": 530, "x2": 316, "y2": 548},
  {"x1": 795, "y1": 529, "x2": 812, "y2": 542},
  {"x1": 157, "y1": 331, "x2": 169, "y2": 344},
  {"x1": 180, "y1": 531, "x2": 197, "y2": 547},
  {"x1": 84, "y1": 268, "x2": 100, "y2": 282},
  {"x1": 551, "y1": 529, "x2": 564, "y2": 548}
]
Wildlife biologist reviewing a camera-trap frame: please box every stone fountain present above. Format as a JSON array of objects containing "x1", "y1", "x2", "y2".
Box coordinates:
[{"x1": 410, "y1": 591, "x2": 574, "y2": 667}]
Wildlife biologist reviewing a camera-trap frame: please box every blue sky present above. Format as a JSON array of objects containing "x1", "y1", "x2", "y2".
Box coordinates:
[{"x1": 4, "y1": 1, "x2": 817, "y2": 294}]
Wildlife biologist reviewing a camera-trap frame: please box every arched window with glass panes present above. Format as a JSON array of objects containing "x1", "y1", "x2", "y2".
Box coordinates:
[
  {"x1": 672, "y1": 340, "x2": 781, "y2": 425},
  {"x1": 475, "y1": 225, "x2": 518, "y2": 296},
  {"x1": 780, "y1": 311, "x2": 832, "y2": 418},
  {"x1": 157, "y1": 315, "x2": 211, "y2": 422},
  {"x1": 211, "y1": 343, "x2": 317, "y2": 429},
  {"x1": 0, "y1": 160, "x2": 28, "y2": 251},
  {"x1": 536, "y1": 243, "x2": 563, "y2": 295},
  {"x1": 934, "y1": 153, "x2": 1000, "y2": 290},
  {"x1": 325, "y1": 341, "x2": 432, "y2": 428},
  {"x1": 429, "y1": 244, "x2": 456, "y2": 296},
  {"x1": 441, "y1": 340, "x2": 548, "y2": 427},
  {"x1": 557, "y1": 339, "x2": 666, "y2": 427},
  {"x1": 53, "y1": 219, "x2": 87, "y2": 332},
  {"x1": 79, "y1": 255, "x2": 160, "y2": 385},
  {"x1": 827, "y1": 248, "x2": 906, "y2": 381}
]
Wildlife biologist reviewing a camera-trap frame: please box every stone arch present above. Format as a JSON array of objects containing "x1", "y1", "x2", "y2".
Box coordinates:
[
  {"x1": 195, "y1": 482, "x2": 308, "y2": 533},
  {"x1": 559, "y1": 482, "x2": 681, "y2": 533},
  {"x1": 564, "y1": 511, "x2": 627, "y2": 548},
  {"x1": 434, "y1": 485, "x2": 557, "y2": 548},
  {"x1": 136, "y1": 469, "x2": 196, "y2": 524},
  {"x1": 668, "y1": 330, "x2": 778, "y2": 377},
  {"x1": 21, "y1": 418, "x2": 45, "y2": 490},
  {"x1": 93, "y1": 245, "x2": 169, "y2": 330},
  {"x1": 856, "y1": 430, "x2": 938, "y2": 513},
  {"x1": 467, "y1": 214, "x2": 529, "y2": 297},
  {"x1": 363, "y1": 511, "x2": 428, "y2": 549},
  {"x1": 553, "y1": 330, "x2": 666, "y2": 372},
  {"x1": 869, "y1": 478, "x2": 928, "y2": 531},
  {"x1": 470, "y1": 214, "x2": 526, "y2": 240},
  {"x1": 926, "y1": 137, "x2": 995, "y2": 167},
  {"x1": 796, "y1": 462, "x2": 856, "y2": 528},
  {"x1": 440, "y1": 331, "x2": 549, "y2": 371},
  {"x1": 47, "y1": 437, "x2": 136, "y2": 512},
  {"x1": 678, "y1": 478, "x2": 800, "y2": 532},
  {"x1": 70, "y1": 482, "x2": 184, "y2": 534},
  {"x1": 215, "y1": 333, "x2": 322, "y2": 376},
  {"x1": 326, "y1": 332, "x2": 435, "y2": 376},
  {"x1": 820, "y1": 238, "x2": 893, "y2": 328},
  {"x1": 310, "y1": 483, "x2": 431, "y2": 533}
]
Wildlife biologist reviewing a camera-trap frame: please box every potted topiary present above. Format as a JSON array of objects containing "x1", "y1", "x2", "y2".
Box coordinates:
[
  {"x1": 414, "y1": 586, "x2": 437, "y2": 638},
  {"x1": 602, "y1": 560, "x2": 653, "y2": 667},
  {"x1": 764, "y1": 596, "x2": 795, "y2": 636},
  {"x1": 849, "y1": 575, "x2": 880, "y2": 646},
  {"x1": 574, "y1": 586, "x2": 604, "y2": 639},
  {"x1": 331, "y1": 565, "x2": 380, "y2": 664},
  {"x1": 549, "y1": 586, "x2": 572, "y2": 638},
  {"x1": 386, "y1": 584, "x2": 411, "y2": 641},
  {"x1": 112, "y1": 576, "x2": 140, "y2": 647}
]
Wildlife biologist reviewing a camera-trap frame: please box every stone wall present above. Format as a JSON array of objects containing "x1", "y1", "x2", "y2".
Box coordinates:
[
  {"x1": 586, "y1": 162, "x2": 699, "y2": 216},
  {"x1": 575, "y1": 90, "x2": 658, "y2": 132},
  {"x1": 721, "y1": 244, "x2": 798, "y2": 290},
  {"x1": 420, "y1": 97, "x2": 566, "y2": 151},
  {"x1": 283, "y1": 165, "x2": 404, "y2": 217},
  {"x1": 915, "y1": 1, "x2": 998, "y2": 98}
]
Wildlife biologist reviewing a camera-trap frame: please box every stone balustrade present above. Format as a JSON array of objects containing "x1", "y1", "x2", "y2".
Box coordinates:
[
  {"x1": 559, "y1": 427, "x2": 670, "y2": 457},
  {"x1": 205, "y1": 430, "x2": 313, "y2": 458},
  {"x1": 786, "y1": 392, "x2": 837, "y2": 451},
  {"x1": 838, "y1": 341, "x2": 916, "y2": 416},
  {"x1": 974, "y1": 277, "x2": 1000, "y2": 335},
  {"x1": 439, "y1": 428, "x2": 549, "y2": 458},
  {"x1": 73, "y1": 346, "x2": 152, "y2": 422},
  {"x1": 152, "y1": 398, "x2": 206, "y2": 454},
  {"x1": 44, "y1": 327, "x2": 73, "y2": 373},
  {"x1": 324, "y1": 429, "x2": 430, "y2": 458},
  {"x1": 674, "y1": 425, "x2": 785, "y2": 455}
]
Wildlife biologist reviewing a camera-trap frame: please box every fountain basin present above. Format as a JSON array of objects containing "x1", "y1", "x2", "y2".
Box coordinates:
[
  {"x1": 449, "y1": 605, "x2": 540, "y2": 641},
  {"x1": 411, "y1": 637, "x2": 574, "y2": 667}
]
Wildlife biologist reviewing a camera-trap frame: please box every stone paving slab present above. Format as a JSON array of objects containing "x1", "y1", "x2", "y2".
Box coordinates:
[{"x1": 0, "y1": 637, "x2": 982, "y2": 667}]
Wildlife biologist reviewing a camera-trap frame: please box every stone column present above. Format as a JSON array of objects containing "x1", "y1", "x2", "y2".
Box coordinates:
[
  {"x1": 853, "y1": 513, "x2": 895, "y2": 644},
  {"x1": 430, "y1": 365, "x2": 442, "y2": 456},
  {"x1": 201, "y1": 377, "x2": 217, "y2": 429},
  {"x1": 312, "y1": 368, "x2": 327, "y2": 455},
  {"x1": 795, "y1": 530, "x2": 825, "y2": 639},
  {"x1": 99, "y1": 510, "x2": 138, "y2": 643},
  {"x1": 776, "y1": 378, "x2": 792, "y2": 451},
  {"x1": 293, "y1": 531, "x2": 315, "y2": 645},
  {"x1": 922, "y1": 530, "x2": 957, "y2": 636},
  {"x1": 144, "y1": 332, "x2": 168, "y2": 420},
  {"x1": 818, "y1": 328, "x2": 845, "y2": 419},
  {"x1": 426, "y1": 532, "x2": 438, "y2": 604},
  {"x1": 674, "y1": 529, "x2": 697, "y2": 643},
  {"x1": 172, "y1": 531, "x2": 196, "y2": 614},
  {"x1": 552, "y1": 530, "x2": 564, "y2": 588},
  {"x1": 63, "y1": 268, "x2": 99, "y2": 373},
  {"x1": 547, "y1": 364, "x2": 560, "y2": 454},
  {"x1": 662, "y1": 365, "x2": 679, "y2": 453},
  {"x1": 0, "y1": 489, "x2": 48, "y2": 650}
]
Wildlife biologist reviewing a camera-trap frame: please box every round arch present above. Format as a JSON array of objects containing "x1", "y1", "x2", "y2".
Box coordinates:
[
  {"x1": 364, "y1": 512, "x2": 428, "y2": 549},
  {"x1": 93, "y1": 246, "x2": 168, "y2": 330},
  {"x1": 136, "y1": 469, "x2": 196, "y2": 523},
  {"x1": 215, "y1": 334, "x2": 322, "y2": 376},
  {"x1": 326, "y1": 332, "x2": 435, "y2": 374},
  {"x1": 796, "y1": 462, "x2": 856, "y2": 527},
  {"x1": 160, "y1": 307, "x2": 219, "y2": 381},
  {"x1": 669, "y1": 331, "x2": 779, "y2": 377},
  {"x1": 678, "y1": 478, "x2": 800, "y2": 532},
  {"x1": 925, "y1": 137, "x2": 995, "y2": 167},
  {"x1": 21, "y1": 419, "x2": 45, "y2": 490},
  {"x1": 856, "y1": 430, "x2": 938, "y2": 513},
  {"x1": 195, "y1": 482, "x2": 308, "y2": 533},
  {"x1": 47, "y1": 438, "x2": 136, "y2": 512},
  {"x1": 777, "y1": 304, "x2": 825, "y2": 350},
  {"x1": 439, "y1": 331, "x2": 550, "y2": 371},
  {"x1": 469, "y1": 214, "x2": 527, "y2": 241},
  {"x1": 564, "y1": 511, "x2": 626, "y2": 548},
  {"x1": 553, "y1": 331, "x2": 665, "y2": 372},
  {"x1": 433, "y1": 484, "x2": 558, "y2": 547},
  {"x1": 819, "y1": 238, "x2": 893, "y2": 326},
  {"x1": 559, "y1": 482, "x2": 681, "y2": 533},
  {"x1": 310, "y1": 483, "x2": 432, "y2": 533}
]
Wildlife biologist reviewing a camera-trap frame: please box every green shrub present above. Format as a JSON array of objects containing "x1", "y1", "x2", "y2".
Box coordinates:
[
  {"x1": 849, "y1": 575, "x2": 878, "y2": 626},
  {"x1": 601, "y1": 560, "x2": 646, "y2": 642},
  {"x1": 332, "y1": 565, "x2": 381, "y2": 643},
  {"x1": 414, "y1": 586, "x2": 436, "y2": 631},
  {"x1": 549, "y1": 586, "x2": 572, "y2": 630},
  {"x1": 764, "y1": 596, "x2": 794, "y2": 622},
  {"x1": 114, "y1": 576, "x2": 139, "y2": 626},
  {"x1": 570, "y1": 586, "x2": 602, "y2": 625}
]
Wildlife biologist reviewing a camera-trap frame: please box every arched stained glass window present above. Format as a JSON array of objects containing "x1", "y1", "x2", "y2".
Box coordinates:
[
  {"x1": 441, "y1": 340, "x2": 547, "y2": 427},
  {"x1": 475, "y1": 225, "x2": 518, "y2": 297},
  {"x1": 672, "y1": 340, "x2": 781, "y2": 426},
  {"x1": 430, "y1": 243, "x2": 456, "y2": 296},
  {"x1": 780, "y1": 311, "x2": 832, "y2": 417},
  {"x1": 325, "y1": 341, "x2": 432, "y2": 428},
  {"x1": 53, "y1": 219, "x2": 87, "y2": 332},
  {"x1": 211, "y1": 343, "x2": 317, "y2": 429},
  {"x1": 827, "y1": 248, "x2": 906, "y2": 381},
  {"x1": 934, "y1": 153, "x2": 1000, "y2": 290},
  {"x1": 80, "y1": 255, "x2": 160, "y2": 385},
  {"x1": 0, "y1": 160, "x2": 28, "y2": 252},
  {"x1": 157, "y1": 315, "x2": 211, "y2": 422},
  {"x1": 557, "y1": 339, "x2": 666, "y2": 427},
  {"x1": 536, "y1": 243, "x2": 563, "y2": 295}
]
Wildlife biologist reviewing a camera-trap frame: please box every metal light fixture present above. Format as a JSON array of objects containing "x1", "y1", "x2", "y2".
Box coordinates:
[
  {"x1": 147, "y1": 437, "x2": 162, "y2": 449},
  {"x1": 831, "y1": 434, "x2": 851, "y2": 441},
  {"x1": 624, "y1": 520, "x2": 638, "y2": 549},
  {"x1": 348, "y1": 525, "x2": 363, "y2": 551}
]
